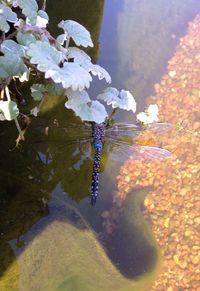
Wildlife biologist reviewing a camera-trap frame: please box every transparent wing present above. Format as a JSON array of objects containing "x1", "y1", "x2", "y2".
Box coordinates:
[
  {"x1": 105, "y1": 122, "x2": 172, "y2": 142},
  {"x1": 48, "y1": 121, "x2": 92, "y2": 142},
  {"x1": 107, "y1": 141, "x2": 171, "y2": 163},
  {"x1": 45, "y1": 121, "x2": 172, "y2": 145}
]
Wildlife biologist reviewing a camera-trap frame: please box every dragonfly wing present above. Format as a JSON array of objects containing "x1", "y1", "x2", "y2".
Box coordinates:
[
  {"x1": 107, "y1": 141, "x2": 171, "y2": 163},
  {"x1": 47, "y1": 121, "x2": 92, "y2": 142},
  {"x1": 105, "y1": 124, "x2": 142, "y2": 145},
  {"x1": 145, "y1": 122, "x2": 173, "y2": 134},
  {"x1": 105, "y1": 122, "x2": 172, "y2": 144}
]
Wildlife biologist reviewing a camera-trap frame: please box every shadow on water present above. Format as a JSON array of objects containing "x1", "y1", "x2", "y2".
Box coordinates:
[
  {"x1": 46, "y1": 0, "x2": 105, "y2": 62},
  {"x1": 102, "y1": 188, "x2": 158, "y2": 279}
]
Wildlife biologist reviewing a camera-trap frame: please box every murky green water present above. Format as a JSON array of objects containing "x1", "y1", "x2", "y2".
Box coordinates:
[{"x1": 1, "y1": 1, "x2": 200, "y2": 290}]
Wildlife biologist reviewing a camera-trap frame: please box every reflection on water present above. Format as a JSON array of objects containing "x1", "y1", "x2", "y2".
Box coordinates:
[
  {"x1": 100, "y1": 0, "x2": 200, "y2": 121},
  {"x1": 1, "y1": 0, "x2": 200, "y2": 290}
]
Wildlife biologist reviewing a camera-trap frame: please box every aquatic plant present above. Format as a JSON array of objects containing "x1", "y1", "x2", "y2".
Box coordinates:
[{"x1": 0, "y1": 0, "x2": 137, "y2": 141}]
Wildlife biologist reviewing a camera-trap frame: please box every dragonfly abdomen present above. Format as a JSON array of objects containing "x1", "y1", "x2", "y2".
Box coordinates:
[
  {"x1": 91, "y1": 147, "x2": 101, "y2": 205},
  {"x1": 91, "y1": 122, "x2": 106, "y2": 205}
]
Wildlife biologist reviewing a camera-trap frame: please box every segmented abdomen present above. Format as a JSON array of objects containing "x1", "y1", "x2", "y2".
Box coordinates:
[
  {"x1": 91, "y1": 148, "x2": 101, "y2": 205},
  {"x1": 90, "y1": 122, "x2": 106, "y2": 205}
]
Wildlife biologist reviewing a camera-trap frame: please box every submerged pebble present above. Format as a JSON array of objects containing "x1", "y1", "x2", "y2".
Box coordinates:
[{"x1": 102, "y1": 13, "x2": 200, "y2": 291}]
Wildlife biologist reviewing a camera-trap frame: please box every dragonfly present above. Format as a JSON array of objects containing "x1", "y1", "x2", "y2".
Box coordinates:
[
  {"x1": 91, "y1": 121, "x2": 171, "y2": 205},
  {"x1": 48, "y1": 119, "x2": 172, "y2": 205}
]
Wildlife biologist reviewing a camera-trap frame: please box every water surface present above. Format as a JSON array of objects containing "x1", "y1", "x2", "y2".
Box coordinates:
[{"x1": 0, "y1": 0, "x2": 200, "y2": 290}]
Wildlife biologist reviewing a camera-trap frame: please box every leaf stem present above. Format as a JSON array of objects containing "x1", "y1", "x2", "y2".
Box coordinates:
[
  {"x1": 5, "y1": 86, "x2": 11, "y2": 101},
  {"x1": 14, "y1": 117, "x2": 24, "y2": 141},
  {"x1": 5, "y1": 30, "x2": 17, "y2": 40},
  {"x1": 107, "y1": 108, "x2": 118, "y2": 124}
]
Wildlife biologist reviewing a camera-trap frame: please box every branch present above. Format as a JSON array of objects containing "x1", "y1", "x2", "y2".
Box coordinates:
[{"x1": 5, "y1": 30, "x2": 17, "y2": 40}]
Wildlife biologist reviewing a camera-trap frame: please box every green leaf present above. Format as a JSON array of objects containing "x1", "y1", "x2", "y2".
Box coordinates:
[
  {"x1": 0, "y1": 40, "x2": 29, "y2": 79},
  {"x1": 66, "y1": 89, "x2": 90, "y2": 103},
  {"x1": 30, "y1": 106, "x2": 39, "y2": 117},
  {"x1": 137, "y1": 104, "x2": 159, "y2": 124},
  {"x1": 31, "y1": 84, "x2": 46, "y2": 101},
  {"x1": 79, "y1": 100, "x2": 108, "y2": 124},
  {"x1": 51, "y1": 62, "x2": 92, "y2": 91},
  {"x1": 67, "y1": 47, "x2": 111, "y2": 83},
  {"x1": 65, "y1": 90, "x2": 108, "y2": 123},
  {"x1": 0, "y1": 54, "x2": 28, "y2": 79},
  {"x1": 27, "y1": 41, "x2": 63, "y2": 73},
  {"x1": 88, "y1": 64, "x2": 111, "y2": 83},
  {"x1": 36, "y1": 10, "x2": 49, "y2": 28},
  {"x1": 17, "y1": 31, "x2": 37, "y2": 46},
  {"x1": 31, "y1": 83, "x2": 65, "y2": 101},
  {"x1": 45, "y1": 84, "x2": 65, "y2": 96},
  {"x1": 27, "y1": 41, "x2": 92, "y2": 91},
  {"x1": 56, "y1": 33, "x2": 67, "y2": 45},
  {"x1": 97, "y1": 87, "x2": 136, "y2": 112},
  {"x1": 58, "y1": 20, "x2": 94, "y2": 48},
  {"x1": 0, "y1": 3, "x2": 18, "y2": 33},
  {"x1": 67, "y1": 47, "x2": 91, "y2": 64},
  {"x1": 13, "y1": 0, "x2": 38, "y2": 24},
  {"x1": 0, "y1": 100, "x2": 19, "y2": 121},
  {"x1": 1, "y1": 39, "x2": 25, "y2": 57}
]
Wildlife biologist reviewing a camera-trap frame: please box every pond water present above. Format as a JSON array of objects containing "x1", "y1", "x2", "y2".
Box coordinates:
[{"x1": 0, "y1": 1, "x2": 200, "y2": 290}]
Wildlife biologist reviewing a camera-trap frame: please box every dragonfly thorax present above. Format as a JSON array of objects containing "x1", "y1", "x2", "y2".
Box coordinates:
[{"x1": 92, "y1": 122, "x2": 105, "y2": 146}]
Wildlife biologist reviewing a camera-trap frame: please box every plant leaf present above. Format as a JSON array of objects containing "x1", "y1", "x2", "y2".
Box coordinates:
[
  {"x1": 45, "y1": 84, "x2": 65, "y2": 96},
  {"x1": 27, "y1": 41, "x2": 63, "y2": 73},
  {"x1": 27, "y1": 42, "x2": 92, "y2": 90},
  {"x1": 30, "y1": 106, "x2": 40, "y2": 117},
  {"x1": 31, "y1": 83, "x2": 46, "y2": 101},
  {"x1": 56, "y1": 33, "x2": 67, "y2": 45},
  {"x1": 0, "y1": 54, "x2": 28, "y2": 79},
  {"x1": 36, "y1": 10, "x2": 49, "y2": 28},
  {"x1": 17, "y1": 31, "x2": 37, "y2": 46},
  {"x1": 65, "y1": 89, "x2": 108, "y2": 123},
  {"x1": 97, "y1": 87, "x2": 119, "y2": 107},
  {"x1": 50, "y1": 62, "x2": 92, "y2": 91},
  {"x1": 19, "y1": 69, "x2": 30, "y2": 82},
  {"x1": 67, "y1": 47, "x2": 91, "y2": 64},
  {"x1": 58, "y1": 20, "x2": 93, "y2": 48},
  {"x1": 0, "y1": 40, "x2": 28, "y2": 79},
  {"x1": 137, "y1": 104, "x2": 159, "y2": 124},
  {"x1": 88, "y1": 64, "x2": 111, "y2": 83},
  {"x1": 31, "y1": 83, "x2": 65, "y2": 101},
  {"x1": 1, "y1": 39, "x2": 25, "y2": 57},
  {"x1": 13, "y1": 0, "x2": 38, "y2": 24},
  {"x1": 119, "y1": 90, "x2": 136, "y2": 112},
  {"x1": 0, "y1": 100, "x2": 19, "y2": 120},
  {"x1": 0, "y1": 3, "x2": 18, "y2": 33},
  {"x1": 97, "y1": 87, "x2": 136, "y2": 112},
  {"x1": 67, "y1": 47, "x2": 111, "y2": 83}
]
